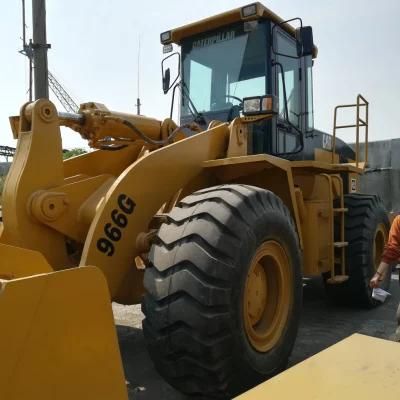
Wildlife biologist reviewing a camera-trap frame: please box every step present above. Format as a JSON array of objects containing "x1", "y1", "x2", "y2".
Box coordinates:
[
  {"x1": 326, "y1": 275, "x2": 349, "y2": 285},
  {"x1": 150, "y1": 214, "x2": 168, "y2": 228},
  {"x1": 333, "y1": 208, "x2": 348, "y2": 213},
  {"x1": 334, "y1": 241, "x2": 348, "y2": 248}
]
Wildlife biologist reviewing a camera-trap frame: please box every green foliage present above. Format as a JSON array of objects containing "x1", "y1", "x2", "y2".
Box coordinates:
[{"x1": 63, "y1": 148, "x2": 87, "y2": 160}]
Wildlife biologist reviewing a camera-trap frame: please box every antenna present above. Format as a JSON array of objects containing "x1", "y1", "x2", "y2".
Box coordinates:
[{"x1": 136, "y1": 35, "x2": 141, "y2": 115}]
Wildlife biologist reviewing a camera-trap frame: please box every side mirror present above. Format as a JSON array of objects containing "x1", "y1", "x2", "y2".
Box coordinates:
[
  {"x1": 161, "y1": 52, "x2": 180, "y2": 94},
  {"x1": 163, "y1": 68, "x2": 171, "y2": 94},
  {"x1": 272, "y1": 18, "x2": 314, "y2": 59},
  {"x1": 295, "y1": 26, "x2": 314, "y2": 57}
]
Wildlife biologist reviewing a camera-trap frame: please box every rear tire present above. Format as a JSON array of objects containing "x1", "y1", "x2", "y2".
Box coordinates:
[
  {"x1": 325, "y1": 193, "x2": 389, "y2": 307},
  {"x1": 142, "y1": 184, "x2": 302, "y2": 398}
]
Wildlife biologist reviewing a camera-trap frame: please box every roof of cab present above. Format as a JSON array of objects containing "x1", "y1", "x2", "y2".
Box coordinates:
[{"x1": 164, "y1": 2, "x2": 318, "y2": 58}]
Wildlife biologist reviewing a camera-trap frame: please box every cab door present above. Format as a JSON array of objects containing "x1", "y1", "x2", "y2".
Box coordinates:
[{"x1": 273, "y1": 28, "x2": 302, "y2": 154}]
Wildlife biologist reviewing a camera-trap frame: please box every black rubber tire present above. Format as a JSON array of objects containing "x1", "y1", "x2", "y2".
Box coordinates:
[
  {"x1": 325, "y1": 193, "x2": 390, "y2": 307},
  {"x1": 142, "y1": 184, "x2": 302, "y2": 398}
]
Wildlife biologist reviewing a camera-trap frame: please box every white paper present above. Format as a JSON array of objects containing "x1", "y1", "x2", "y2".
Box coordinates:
[{"x1": 372, "y1": 288, "x2": 391, "y2": 303}]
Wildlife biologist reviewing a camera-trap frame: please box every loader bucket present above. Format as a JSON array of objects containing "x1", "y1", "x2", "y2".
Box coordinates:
[
  {"x1": 0, "y1": 243, "x2": 53, "y2": 279},
  {"x1": 0, "y1": 260, "x2": 128, "y2": 400}
]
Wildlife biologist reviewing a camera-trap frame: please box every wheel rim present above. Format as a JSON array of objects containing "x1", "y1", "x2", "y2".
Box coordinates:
[
  {"x1": 243, "y1": 241, "x2": 292, "y2": 352},
  {"x1": 373, "y1": 223, "x2": 388, "y2": 271}
]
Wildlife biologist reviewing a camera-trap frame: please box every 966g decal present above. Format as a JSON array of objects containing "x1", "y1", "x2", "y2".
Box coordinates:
[{"x1": 96, "y1": 194, "x2": 136, "y2": 256}]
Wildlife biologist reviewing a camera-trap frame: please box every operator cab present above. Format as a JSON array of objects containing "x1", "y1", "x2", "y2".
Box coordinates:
[{"x1": 160, "y1": 2, "x2": 316, "y2": 157}]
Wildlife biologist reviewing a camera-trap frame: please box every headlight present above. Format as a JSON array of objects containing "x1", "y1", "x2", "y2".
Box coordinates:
[
  {"x1": 243, "y1": 95, "x2": 278, "y2": 116},
  {"x1": 160, "y1": 31, "x2": 172, "y2": 44}
]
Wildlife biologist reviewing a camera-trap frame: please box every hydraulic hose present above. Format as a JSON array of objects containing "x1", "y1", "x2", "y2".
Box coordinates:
[{"x1": 104, "y1": 116, "x2": 189, "y2": 146}]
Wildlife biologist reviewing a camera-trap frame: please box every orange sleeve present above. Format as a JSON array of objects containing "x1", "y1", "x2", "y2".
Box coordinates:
[{"x1": 382, "y1": 215, "x2": 400, "y2": 264}]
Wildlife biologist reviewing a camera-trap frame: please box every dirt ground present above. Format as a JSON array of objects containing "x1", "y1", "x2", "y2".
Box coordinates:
[{"x1": 113, "y1": 274, "x2": 400, "y2": 400}]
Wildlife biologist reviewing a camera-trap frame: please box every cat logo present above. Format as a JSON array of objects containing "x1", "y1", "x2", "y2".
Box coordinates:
[
  {"x1": 193, "y1": 31, "x2": 235, "y2": 48},
  {"x1": 322, "y1": 134, "x2": 332, "y2": 150}
]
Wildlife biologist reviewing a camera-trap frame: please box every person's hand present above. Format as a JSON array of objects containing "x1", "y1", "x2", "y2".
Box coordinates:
[{"x1": 369, "y1": 272, "x2": 383, "y2": 288}]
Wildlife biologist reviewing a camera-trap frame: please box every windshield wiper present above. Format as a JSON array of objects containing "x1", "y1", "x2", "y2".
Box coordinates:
[
  {"x1": 169, "y1": 80, "x2": 206, "y2": 125},
  {"x1": 181, "y1": 82, "x2": 206, "y2": 125}
]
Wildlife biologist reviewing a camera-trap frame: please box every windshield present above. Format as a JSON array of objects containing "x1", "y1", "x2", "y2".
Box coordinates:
[{"x1": 181, "y1": 22, "x2": 268, "y2": 118}]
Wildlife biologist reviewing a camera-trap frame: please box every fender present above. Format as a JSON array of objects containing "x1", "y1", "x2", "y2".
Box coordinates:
[{"x1": 203, "y1": 154, "x2": 303, "y2": 249}]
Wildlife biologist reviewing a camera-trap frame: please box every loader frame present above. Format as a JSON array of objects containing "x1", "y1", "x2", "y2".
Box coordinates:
[{"x1": 2, "y1": 98, "x2": 366, "y2": 305}]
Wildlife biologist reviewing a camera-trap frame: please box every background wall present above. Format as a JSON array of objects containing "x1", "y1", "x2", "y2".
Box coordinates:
[{"x1": 358, "y1": 140, "x2": 400, "y2": 213}]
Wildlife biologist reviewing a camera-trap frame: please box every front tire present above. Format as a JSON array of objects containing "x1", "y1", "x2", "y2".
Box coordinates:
[{"x1": 142, "y1": 184, "x2": 302, "y2": 398}]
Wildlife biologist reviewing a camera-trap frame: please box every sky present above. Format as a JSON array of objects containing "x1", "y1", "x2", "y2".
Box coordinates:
[{"x1": 1, "y1": 0, "x2": 399, "y2": 150}]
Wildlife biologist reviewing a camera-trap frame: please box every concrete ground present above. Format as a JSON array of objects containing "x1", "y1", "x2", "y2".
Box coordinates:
[{"x1": 113, "y1": 274, "x2": 400, "y2": 400}]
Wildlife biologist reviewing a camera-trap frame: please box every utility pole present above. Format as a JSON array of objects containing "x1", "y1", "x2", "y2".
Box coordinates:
[
  {"x1": 21, "y1": 0, "x2": 33, "y2": 101},
  {"x1": 21, "y1": 1, "x2": 78, "y2": 112},
  {"x1": 32, "y1": 0, "x2": 49, "y2": 99}
]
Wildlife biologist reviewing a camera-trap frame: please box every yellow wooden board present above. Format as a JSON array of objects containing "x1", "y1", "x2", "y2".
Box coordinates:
[{"x1": 236, "y1": 334, "x2": 400, "y2": 399}]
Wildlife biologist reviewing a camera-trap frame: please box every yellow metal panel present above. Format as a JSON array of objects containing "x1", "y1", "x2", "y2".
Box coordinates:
[
  {"x1": 1, "y1": 100, "x2": 69, "y2": 267},
  {"x1": 314, "y1": 148, "x2": 339, "y2": 163},
  {"x1": 203, "y1": 153, "x2": 291, "y2": 170},
  {"x1": 0, "y1": 243, "x2": 53, "y2": 279},
  {"x1": 31, "y1": 175, "x2": 116, "y2": 242},
  {"x1": 8, "y1": 115, "x2": 19, "y2": 138},
  {"x1": 0, "y1": 267, "x2": 128, "y2": 400},
  {"x1": 291, "y1": 160, "x2": 363, "y2": 174},
  {"x1": 236, "y1": 334, "x2": 400, "y2": 400},
  {"x1": 80, "y1": 123, "x2": 229, "y2": 304},
  {"x1": 63, "y1": 145, "x2": 143, "y2": 178},
  {"x1": 226, "y1": 118, "x2": 249, "y2": 157},
  {"x1": 302, "y1": 201, "x2": 330, "y2": 275}
]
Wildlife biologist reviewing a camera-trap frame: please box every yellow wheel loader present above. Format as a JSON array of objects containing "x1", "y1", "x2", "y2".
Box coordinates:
[{"x1": 1, "y1": 2, "x2": 391, "y2": 399}]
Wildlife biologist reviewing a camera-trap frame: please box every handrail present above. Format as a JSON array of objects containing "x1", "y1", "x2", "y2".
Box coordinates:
[{"x1": 331, "y1": 94, "x2": 369, "y2": 168}]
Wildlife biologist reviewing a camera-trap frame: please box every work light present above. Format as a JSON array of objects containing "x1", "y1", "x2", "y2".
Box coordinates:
[
  {"x1": 160, "y1": 31, "x2": 172, "y2": 44},
  {"x1": 241, "y1": 3, "x2": 258, "y2": 18},
  {"x1": 243, "y1": 95, "x2": 278, "y2": 116}
]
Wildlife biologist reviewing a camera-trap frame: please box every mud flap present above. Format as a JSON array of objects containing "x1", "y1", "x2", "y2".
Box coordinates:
[{"x1": 0, "y1": 266, "x2": 128, "y2": 400}]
